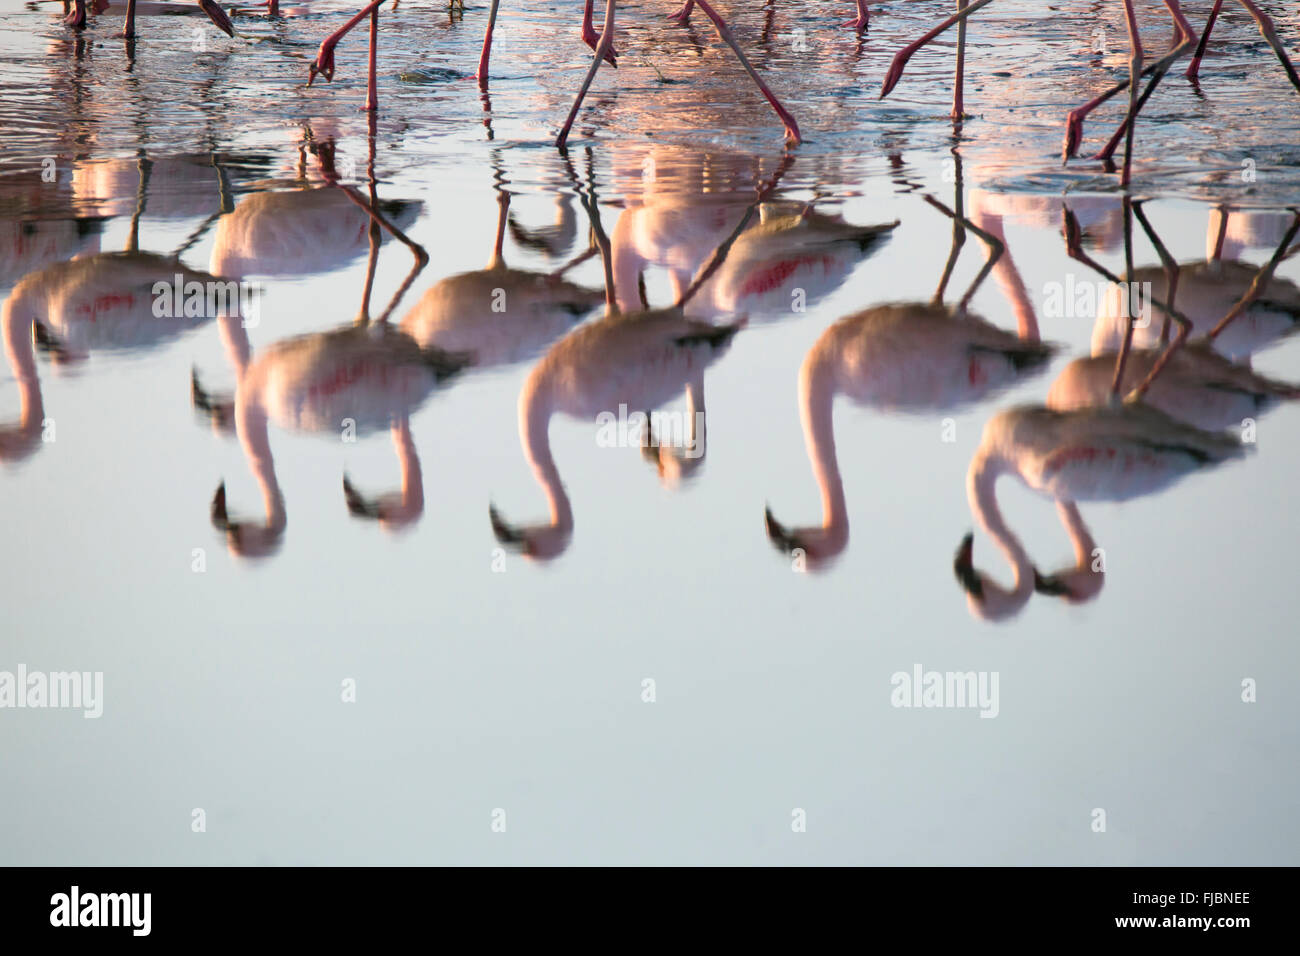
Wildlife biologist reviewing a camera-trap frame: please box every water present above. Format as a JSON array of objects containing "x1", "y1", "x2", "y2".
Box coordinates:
[{"x1": 2, "y1": 0, "x2": 1299, "y2": 864}]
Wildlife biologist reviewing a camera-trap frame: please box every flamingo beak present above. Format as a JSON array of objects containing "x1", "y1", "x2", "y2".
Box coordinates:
[{"x1": 953, "y1": 532, "x2": 983, "y2": 599}]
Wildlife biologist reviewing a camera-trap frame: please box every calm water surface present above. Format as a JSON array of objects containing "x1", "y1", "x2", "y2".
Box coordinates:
[{"x1": 2, "y1": 0, "x2": 1299, "y2": 864}]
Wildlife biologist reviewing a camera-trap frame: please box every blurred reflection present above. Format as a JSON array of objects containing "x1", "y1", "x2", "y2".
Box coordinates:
[
  {"x1": 765, "y1": 158, "x2": 1051, "y2": 567},
  {"x1": 1, "y1": 163, "x2": 238, "y2": 463},
  {"x1": 486, "y1": 170, "x2": 765, "y2": 561},
  {"x1": 608, "y1": 146, "x2": 892, "y2": 320},
  {"x1": 210, "y1": 135, "x2": 421, "y2": 278},
  {"x1": 398, "y1": 159, "x2": 602, "y2": 366},
  {"x1": 1082, "y1": 207, "x2": 1300, "y2": 362},
  {"x1": 954, "y1": 402, "x2": 1247, "y2": 621},
  {"x1": 193, "y1": 143, "x2": 438, "y2": 558},
  {"x1": 954, "y1": 204, "x2": 1296, "y2": 621}
]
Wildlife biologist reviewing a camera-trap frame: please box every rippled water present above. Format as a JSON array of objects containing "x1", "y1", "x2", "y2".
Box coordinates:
[{"x1": 3, "y1": 0, "x2": 1299, "y2": 864}]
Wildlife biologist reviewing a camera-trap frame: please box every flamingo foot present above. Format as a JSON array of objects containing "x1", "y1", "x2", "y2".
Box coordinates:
[
  {"x1": 308, "y1": 40, "x2": 338, "y2": 84},
  {"x1": 840, "y1": 16, "x2": 869, "y2": 32},
  {"x1": 668, "y1": 1, "x2": 693, "y2": 24}
]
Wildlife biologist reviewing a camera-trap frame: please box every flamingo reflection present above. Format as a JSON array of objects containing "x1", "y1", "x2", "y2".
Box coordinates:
[{"x1": 765, "y1": 166, "x2": 1055, "y2": 566}]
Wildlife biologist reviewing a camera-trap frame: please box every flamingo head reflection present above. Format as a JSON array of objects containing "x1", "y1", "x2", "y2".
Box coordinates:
[
  {"x1": 488, "y1": 503, "x2": 572, "y2": 562},
  {"x1": 952, "y1": 531, "x2": 1042, "y2": 622},
  {"x1": 210, "y1": 481, "x2": 286, "y2": 560},
  {"x1": 764, "y1": 505, "x2": 848, "y2": 568}
]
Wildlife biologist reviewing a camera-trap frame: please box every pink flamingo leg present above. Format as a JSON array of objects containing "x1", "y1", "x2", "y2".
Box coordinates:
[
  {"x1": 668, "y1": 0, "x2": 694, "y2": 25},
  {"x1": 478, "y1": 0, "x2": 499, "y2": 88},
  {"x1": 952, "y1": 0, "x2": 968, "y2": 121},
  {"x1": 308, "y1": 0, "x2": 387, "y2": 86},
  {"x1": 841, "y1": 0, "x2": 869, "y2": 32},
  {"x1": 1118, "y1": 0, "x2": 1143, "y2": 189},
  {"x1": 1092, "y1": 2, "x2": 1197, "y2": 164},
  {"x1": 1061, "y1": 3, "x2": 1195, "y2": 162},
  {"x1": 880, "y1": 0, "x2": 995, "y2": 102},
  {"x1": 583, "y1": 0, "x2": 618, "y2": 66},
  {"x1": 556, "y1": 0, "x2": 616, "y2": 147},
  {"x1": 1185, "y1": 0, "x2": 1222, "y2": 79},
  {"x1": 691, "y1": 0, "x2": 801, "y2": 145},
  {"x1": 64, "y1": 0, "x2": 86, "y2": 28},
  {"x1": 364, "y1": 2, "x2": 378, "y2": 111},
  {"x1": 119, "y1": 0, "x2": 136, "y2": 37}
]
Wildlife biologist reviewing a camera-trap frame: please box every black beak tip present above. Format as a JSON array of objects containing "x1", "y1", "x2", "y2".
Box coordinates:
[{"x1": 953, "y1": 532, "x2": 982, "y2": 599}]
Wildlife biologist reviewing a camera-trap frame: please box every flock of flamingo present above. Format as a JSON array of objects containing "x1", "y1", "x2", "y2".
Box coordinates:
[{"x1": 10, "y1": 1, "x2": 1300, "y2": 621}]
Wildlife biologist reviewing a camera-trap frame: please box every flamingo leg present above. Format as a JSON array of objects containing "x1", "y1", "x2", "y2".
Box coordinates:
[
  {"x1": 556, "y1": 0, "x2": 616, "y2": 148},
  {"x1": 196, "y1": 0, "x2": 235, "y2": 36},
  {"x1": 477, "y1": 0, "x2": 500, "y2": 87},
  {"x1": 1132, "y1": 200, "x2": 1178, "y2": 345},
  {"x1": 1122, "y1": 204, "x2": 1199, "y2": 401},
  {"x1": 1092, "y1": 3, "x2": 1197, "y2": 164},
  {"x1": 842, "y1": 0, "x2": 870, "y2": 33},
  {"x1": 1185, "y1": 0, "x2": 1223, "y2": 80},
  {"x1": 668, "y1": 0, "x2": 694, "y2": 25},
  {"x1": 120, "y1": 0, "x2": 136, "y2": 38},
  {"x1": 1118, "y1": 0, "x2": 1143, "y2": 189},
  {"x1": 309, "y1": 0, "x2": 387, "y2": 86},
  {"x1": 1236, "y1": 0, "x2": 1300, "y2": 94},
  {"x1": 1110, "y1": 199, "x2": 1138, "y2": 395},
  {"x1": 952, "y1": 0, "x2": 968, "y2": 121},
  {"x1": 689, "y1": 0, "x2": 802, "y2": 145},
  {"x1": 924, "y1": 194, "x2": 1006, "y2": 314},
  {"x1": 1062, "y1": 3, "x2": 1196, "y2": 162},
  {"x1": 1207, "y1": 213, "x2": 1300, "y2": 341},
  {"x1": 582, "y1": 0, "x2": 618, "y2": 66},
  {"x1": 880, "y1": 0, "x2": 996, "y2": 102},
  {"x1": 64, "y1": 0, "x2": 86, "y2": 28},
  {"x1": 365, "y1": 2, "x2": 379, "y2": 112}
]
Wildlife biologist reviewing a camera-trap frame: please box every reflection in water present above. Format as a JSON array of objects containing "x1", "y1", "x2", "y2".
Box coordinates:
[
  {"x1": 765, "y1": 167, "x2": 1050, "y2": 566},
  {"x1": 954, "y1": 402, "x2": 1247, "y2": 621},
  {"x1": 955, "y1": 202, "x2": 1297, "y2": 621},
  {"x1": 2, "y1": 239, "x2": 233, "y2": 462}
]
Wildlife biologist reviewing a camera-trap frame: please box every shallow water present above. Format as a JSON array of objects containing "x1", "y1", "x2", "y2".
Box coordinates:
[{"x1": 2, "y1": 0, "x2": 1299, "y2": 864}]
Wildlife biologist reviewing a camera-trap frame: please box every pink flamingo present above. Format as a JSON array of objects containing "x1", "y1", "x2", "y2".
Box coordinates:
[
  {"x1": 953, "y1": 400, "x2": 1248, "y2": 620},
  {"x1": 764, "y1": 183, "x2": 1053, "y2": 566}
]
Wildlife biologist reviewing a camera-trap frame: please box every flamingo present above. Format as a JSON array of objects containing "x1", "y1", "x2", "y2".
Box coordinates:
[
  {"x1": 953, "y1": 400, "x2": 1248, "y2": 620},
  {"x1": 194, "y1": 312, "x2": 466, "y2": 556},
  {"x1": 1048, "y1": 341, "x2": 1300, "y2": 431},
  {"x1": 2, "y1": 251, "x2": 230, "y2": 464},
  {"x1": 485, "y1": 177, "x2": 759, "y2": 559},
  {"x1": 398, "y1": 190, "x2": 604, "y2": 368},
  {"x1": 763, "y1": 179, "x2": 1054, "y2": 565}
]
